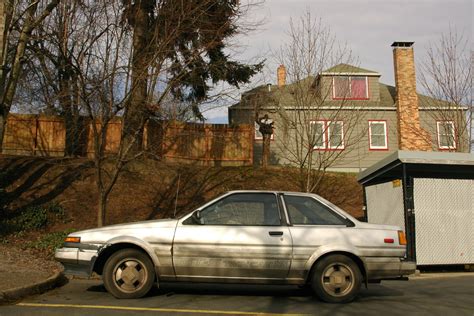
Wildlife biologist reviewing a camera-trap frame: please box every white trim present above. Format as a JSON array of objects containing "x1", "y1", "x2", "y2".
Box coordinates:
[
  {"x1": 232, "y1": 105, "x2": 468, "y2": 111},
  {"x1": 309, "y1": 121, "x2": 326, "y2": 149},
  {"x1": 328, "y1": 121, "x2": 345, "y2": 149},
  {"x1": 420, "y1": 107, "x2": 469, "y2": 110},
  {"x1": 321, "y1": 72, "x2": 380, "y2": 76},
  {"x1": 436, "y1": 121, "x2": 456, "y2": 149},
  {"x1": 368, "y1": 121, "x2": 388, "y2": 150}
]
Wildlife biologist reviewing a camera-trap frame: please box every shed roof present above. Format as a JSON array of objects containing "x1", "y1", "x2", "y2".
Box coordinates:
[{"x1": 357, "y1": 150, "x2": 474, "y2": 185}]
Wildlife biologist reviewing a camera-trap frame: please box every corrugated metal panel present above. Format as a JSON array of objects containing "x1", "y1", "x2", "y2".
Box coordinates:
[
  {"x1": 366, "y1": 181, "x2": 405, "y2": 231},
  {"x1": 414, "y1": 178, "x2": 474, "y2": 265}
]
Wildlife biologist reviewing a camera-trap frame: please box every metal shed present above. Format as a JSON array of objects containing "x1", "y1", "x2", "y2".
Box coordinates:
[{"x1": 357, "y1": 151, "x2": 474, "y2": 265}]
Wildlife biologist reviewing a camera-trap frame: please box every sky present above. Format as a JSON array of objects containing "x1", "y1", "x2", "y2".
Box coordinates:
[{"x1": 203, "y1": 0, "x2": 473, "y2": 123}]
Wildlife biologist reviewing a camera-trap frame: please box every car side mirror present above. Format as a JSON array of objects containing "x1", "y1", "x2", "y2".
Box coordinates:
[{"x1": 191, "y1": 210, "x2": 203, "y2": 225}]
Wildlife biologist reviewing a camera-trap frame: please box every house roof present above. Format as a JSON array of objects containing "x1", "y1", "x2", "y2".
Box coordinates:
[
  {"x1": 229, "y1": 63, "x2": 465, "y2": 111},
  {"x1": 230, "y1": 80, "x2": 460, "y2": 110},
  {"x1": 321, "y1": 63, "x2": 380, "y2": 76}
]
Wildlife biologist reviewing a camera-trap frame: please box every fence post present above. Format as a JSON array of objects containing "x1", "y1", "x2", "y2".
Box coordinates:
[
  {"x1": 205, "y1": 125, "x2": 212, "y2": 167},
  {"x1": 33, "y1": 115, "x2": 39, "y2": 156},
  {"x1": 248, "y1": 125, "x2": 253, "y2": 166}
]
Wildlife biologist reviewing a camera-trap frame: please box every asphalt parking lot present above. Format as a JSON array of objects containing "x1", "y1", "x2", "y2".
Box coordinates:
[{"x1": 1, "y1": 273, "x2": 473, "y2": 316}]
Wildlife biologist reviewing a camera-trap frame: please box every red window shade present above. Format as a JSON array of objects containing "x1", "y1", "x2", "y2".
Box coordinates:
[{"x1": 351, "y1": 77, "x2": 367, "y2": 98}]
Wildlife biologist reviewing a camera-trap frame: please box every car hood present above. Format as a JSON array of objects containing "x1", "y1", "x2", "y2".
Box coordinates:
[{"x1": 70, "y1": 218, "x2": 178, "y2": 237}]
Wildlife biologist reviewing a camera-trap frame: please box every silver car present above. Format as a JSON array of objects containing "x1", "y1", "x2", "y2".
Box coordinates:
[{"x1": 55, "y1": 190, "x2": 415, "y2": 303}]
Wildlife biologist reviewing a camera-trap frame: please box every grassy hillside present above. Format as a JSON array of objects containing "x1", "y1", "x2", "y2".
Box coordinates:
[{"x1": 0, "y1": 156, "x2": 363, "y2": 252}]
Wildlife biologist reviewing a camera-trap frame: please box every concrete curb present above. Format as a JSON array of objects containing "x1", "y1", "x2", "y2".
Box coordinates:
[
  {"x1": 0, "y1": 271, "x2": 67, "y2": 304},
  {"x1": 409, "y1": 272, "x2": 474, "y2": 280}
]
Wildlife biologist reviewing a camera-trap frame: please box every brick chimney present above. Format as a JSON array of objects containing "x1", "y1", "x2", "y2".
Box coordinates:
[
  {"x1": 277, "y1": 65, "x2": 286, "y2": 87},
  {"x1": 392, "y1": 42, "x2": 432, "y2": 151}
]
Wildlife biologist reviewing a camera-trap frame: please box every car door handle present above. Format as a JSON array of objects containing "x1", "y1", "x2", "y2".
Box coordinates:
[{"x1": 269, "y1": 231, "x2": 283, "y2": 236}]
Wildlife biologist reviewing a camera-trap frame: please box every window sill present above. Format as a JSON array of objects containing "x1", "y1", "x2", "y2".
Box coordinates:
[
  {"x1": 312, "y1": 148, "x2": 345, "y2": 152},
  {"x1": 332, "y1": 97, "x2": 370, "y2": 101}
]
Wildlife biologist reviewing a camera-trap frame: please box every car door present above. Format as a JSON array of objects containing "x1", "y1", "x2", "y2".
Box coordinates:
[{"x1": 172, "y1": 192, "x2": 292, "y2": 282}]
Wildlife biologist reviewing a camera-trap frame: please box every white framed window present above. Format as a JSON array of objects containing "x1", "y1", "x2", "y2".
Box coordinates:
[
  {"x1": 333, "y1": 76, "x2": 368, "y2": 99},
  {"x1": 309, "y1": 121, "x2": 326, "y2": 149},
  {"x1": 309, "y1": 120, "x2": 344, "y2": 150},
  {"x1": 436, "y1": 121, "x2": 456, "y2": 149},
  {"x1": 328, "y1": 121, "x2": 344, "y2": 149},
  {"x1": 368, "y1": 121, "x2": 388, "y2": 150},
  {"x1": 254, "y1": 122, "x2": 274, "y2": 140}
]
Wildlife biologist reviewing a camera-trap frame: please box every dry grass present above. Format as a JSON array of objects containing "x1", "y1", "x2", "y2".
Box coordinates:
[{"x1": 0, "y1": 156, "x2": 363, "y2": 234}]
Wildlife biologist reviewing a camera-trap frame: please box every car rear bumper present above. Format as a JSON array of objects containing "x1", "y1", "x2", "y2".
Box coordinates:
[
  {"x1": 364, "y1": 257, "x2": 416, "y2": 280},
  {"x1": 55, "y1": 244, "x2": 101, "y2": 277}
]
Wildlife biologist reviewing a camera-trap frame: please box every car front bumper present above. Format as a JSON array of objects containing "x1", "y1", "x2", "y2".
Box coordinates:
[
  {"x1": 55, "y1": 243, "x2": 102, "y2": 277},
  {"x1": 364, "y1": 257, "x2": 416, "y2": 280}
]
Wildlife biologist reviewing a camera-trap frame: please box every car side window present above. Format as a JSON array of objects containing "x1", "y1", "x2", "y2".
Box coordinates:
[
  {"x1": 284, "y1": 195, "x2": 347, "y2": 225},
  {"x1": 185, "y1": 193, "x2": 281, "y2": 226}
]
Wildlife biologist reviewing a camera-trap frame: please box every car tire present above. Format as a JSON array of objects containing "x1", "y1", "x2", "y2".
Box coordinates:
[
  {"x1": 311, "y1": 254, "x2": 362, "y2": 303},
  {"x1": 103, "y1": 248, "x2": 155, "y2": 299}
]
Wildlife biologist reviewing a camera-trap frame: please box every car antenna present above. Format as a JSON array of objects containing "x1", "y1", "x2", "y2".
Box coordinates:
[{"x1": 174, "y1": 173, "x2": 181, "y2": 218}]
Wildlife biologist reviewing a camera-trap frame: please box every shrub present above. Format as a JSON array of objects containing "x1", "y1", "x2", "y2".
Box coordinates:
[
  {"x1": 15, "y1": 205, "x2": 49, "y2": 230},
  {"x1": 26, "y1": 228, "x2": 77, "y2": 252},
  {"x1": 0, "y1": 202, "x2": 68, "y2": 236},
  {"x1": 45, "y1": 202, "x2": 67, "y2": 222}
]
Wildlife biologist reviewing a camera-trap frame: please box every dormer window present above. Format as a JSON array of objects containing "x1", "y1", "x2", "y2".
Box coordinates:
[{"x1": 332, "y1": 76, "x2": 368, "y2": 100}]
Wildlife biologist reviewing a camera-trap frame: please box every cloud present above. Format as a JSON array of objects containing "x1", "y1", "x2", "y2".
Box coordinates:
[
  {"x1": 205, "y1": 0, "x2": 472, "y2": 121},
  {"x1": 238, "y1": 0, "x2": 472, "y2": 85}
]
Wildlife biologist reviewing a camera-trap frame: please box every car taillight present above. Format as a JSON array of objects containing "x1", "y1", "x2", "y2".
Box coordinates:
[
  {"x1": 65, "y1": 236, "x2": 81, "y2": 243},
  {"x1": 398, "y1": 231, "x2": 407, "y2": 245}
]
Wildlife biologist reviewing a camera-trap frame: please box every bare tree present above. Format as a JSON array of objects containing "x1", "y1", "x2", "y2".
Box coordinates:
[
  {"x1": 120, "y1": 0, "x2": 263, "y2": 156},
  {"x1": 13, "y1": 0, "x2": 95, "y2": 156},
  {"x1": 419, "y1": 28, "x2": 472, "y2": 152},
  {"x1": 67, "y1": 0, "x2": 262, "y2": 227},
  {"x1": 3, "y1": 0, "x2": 263, "y2": 226},
  {"x1": 273, "y1": 11, "x2": 368, "y2": 192},
  {"x1": 72, "y1": 1, "x2": 132, "y2": 227},
  {"x1": 0, "y1": 0, "x2": 60, "y2": 151}
]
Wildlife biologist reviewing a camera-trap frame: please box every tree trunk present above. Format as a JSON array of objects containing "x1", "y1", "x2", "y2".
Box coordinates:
[
  {"x1": 122, "y1": 1, "x2": 151, "y2": 156},
  {"x1": 59, "y1": 70, "x2": 74, "y2": 156},
  {"x1": 262, "y1": 134, "x2": 271, "y2": 168},
  {"x1": 0, "y1": 112, "x2": 6, "y2": 153},
  {"x1": 61, "y1": 75, "x2": 82, "y2": 156},
  {"x1": 0, "y1": 0, "x2": 59, "y2": 151},
  {"x1": 59, "y1": 3, "x2": 82, "y2": 157},
  {"x1": 97, "y1": 193, "x2": 106, "y2": 227}
]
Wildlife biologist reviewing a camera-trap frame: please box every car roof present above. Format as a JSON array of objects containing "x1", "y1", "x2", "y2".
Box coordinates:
[{"x1": 226, "y1": 190, "x2": 315, "y2": 196}]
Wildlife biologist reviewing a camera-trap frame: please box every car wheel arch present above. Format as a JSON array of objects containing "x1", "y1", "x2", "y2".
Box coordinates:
[
  {"x1": 93, "y1": 239, "x2": 159, "y2": 277},
  {"x1": 304, "y1": 250, "x2": 367, "y2": 285}
]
